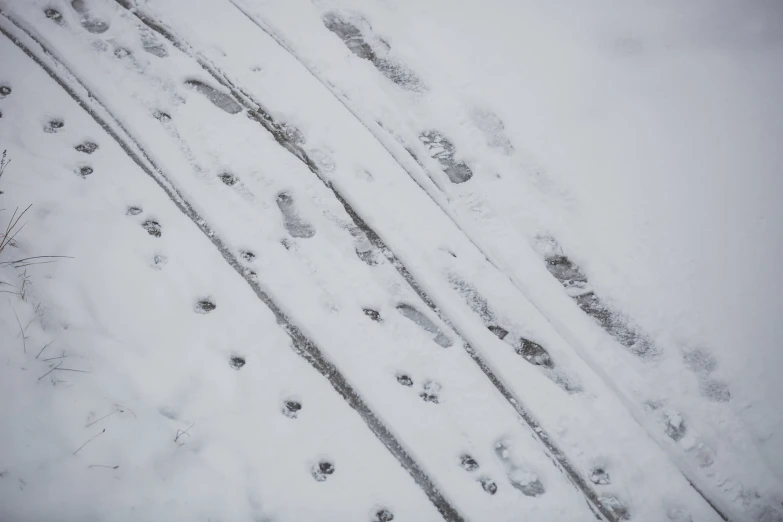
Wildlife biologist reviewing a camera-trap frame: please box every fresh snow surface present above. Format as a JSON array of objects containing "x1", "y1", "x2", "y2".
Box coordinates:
[{"x1": 0, "y1": 1, "x2": 781, "y2": 521}]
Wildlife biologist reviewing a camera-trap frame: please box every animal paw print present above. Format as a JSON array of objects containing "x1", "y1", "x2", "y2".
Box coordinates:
[
  {"x1": 44, "y1": 118, "x2": 64, "y2": 133},
  {"x1": 419, "y1": 380, "x2": 441, "y2": 404},
  {"x1": 195, "y1": 298, "x2": 216, "y2": 314},
  {"x1": 141, "y1": 219, "x2": 162, "y2": 237},
  {"x1": 229, "y1": 355, "x2": 245, "y2": 370},
  {"x1": 75, "y1": 141, "x2": 98, "y2": 154},
  {"x1": 282, "y1": 399, "x2": 302, "y2": 419},
  {"x1": 312, "y1": 460, "x2": 335, "y2": 482}
]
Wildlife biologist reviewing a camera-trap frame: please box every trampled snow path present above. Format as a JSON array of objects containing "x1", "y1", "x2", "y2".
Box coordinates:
[{"x1": 0, "y1": 1, "x2": 778, "y2": 521}]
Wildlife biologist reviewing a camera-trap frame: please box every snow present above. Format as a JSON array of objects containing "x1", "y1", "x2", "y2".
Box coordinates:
[{"x1": 1, "y1": 0, "x2": 781, "y2": 521}]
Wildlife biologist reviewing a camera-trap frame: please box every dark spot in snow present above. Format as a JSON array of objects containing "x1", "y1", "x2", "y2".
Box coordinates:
[
  {"x1": 184, "y1": 80, "x2": 242, "y2": 115},
  {"x1": 126, "y1": 206, "x2": 142, "y2": 216},
  {"x1": 78, "y1": 166, "x2": 93, "y2": 177},
  {"x1": 363, "y1": 308, "x2": 381, "y2": 322},
  {"x1": 515, "y1": 338, "x2": 554, "y2": 368},
  {"x1": 312, "y1": 460, "x2": 334, "y2": 482},
  {"x1": 488, "y1": 325, "x2": 508, "y2": 340},
  {"x1": 590, "y1": 467, "x2": 611, "y2": 485},
  {"x1": 419, "y1": 380, "x2": 441, "y2": 404},
  {"x1": 45, "y1": 8, "x2": 64, "y2": 24},
  {"x1": 374, "y1": 508, "x2": 394, "y2": 522},
  {"x1": 239, "y1": 250, "x2": 255, "y2": 262},
  {"x1": 218, "y1": 172, "x2": 237, "y2": 186},
  {"x1": 44, "y1": 118, "x2": 64, "y2": 133},
  {"x1": 0, "y1": 85, "x2": 11, "y2": 98},
  {"x1": 277, "y1": 192, "x2": 316, "y2": 239},
  {"x1": 75, "y1": 141, "x2": 98, "y2": 154},
  {"x1": 195, "y1": 299, "x2": 216, "y2": 314},
  {"x1": 396, "y1": 374, "x2": 413, "y2": 387},
  {"x1": 282, "y1": 400, "x2": 302, "y2": 419},
  {"x1": 683, "y1": 349, "x2": 718, "y2": 377},
  {"x1": 152, "y1": 254, "x2": 167, "y2": 269},
  {"x1": 419, "y1": 130, "x2": 473, "y2": 183},
  {"x1": 153, "y1": 110, "x2": 171, "y2": 122},
  {"x1": 229, "y1": 356, "x2": 245, "y2": 369},
  {"x1": 700, "y1": 378, "x2": 731, "y2": 402},
  {"x1": 141, "y1": 219, "x2": 161, "y2": 237},
  {"x1": 479, "y1": 476, "x2": 497, "y2": 495},
  {"x1": 664, "y1": 412, "x2": 687, "y2": 442},
  {"x1": 113, "y1": 47, "x2": 131, "y2": 59},
  {"x1": 460, "y1": 454, "x2": 479, "y2": 472},
  {"x1": 599, "y1": 495, "x2": 631, "y2": 520}
]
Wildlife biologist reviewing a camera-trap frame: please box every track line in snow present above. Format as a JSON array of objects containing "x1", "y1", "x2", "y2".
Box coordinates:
[
  {"x1": 0, "y1": 13, "x2": 466, "y2": 522},
  {"x1": 207, "y1": 3, "x2": 740, "y2": 519},
  {"x1": 113, "y1": 2, "x2": 621, "y2": 519}
]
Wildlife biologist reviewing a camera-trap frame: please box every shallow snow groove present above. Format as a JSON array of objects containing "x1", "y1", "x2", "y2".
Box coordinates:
[
  {"x1": 112, "y1": 2, "x2": 621, "y2": 519},
  {"x1": 0, "y1": 14, "x2": 466, "y2": 522}
]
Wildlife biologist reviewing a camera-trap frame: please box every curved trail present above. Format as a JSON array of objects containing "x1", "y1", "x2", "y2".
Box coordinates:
[
  {"x1": 208, "y1": 1, "x2": 736, "y2": 519},
  {"x1": 107, "y1": 2, "x2": 640, "y2": 520},
  {"x1": 0, "y1": 12, "x2": 466, "y2": 522}
]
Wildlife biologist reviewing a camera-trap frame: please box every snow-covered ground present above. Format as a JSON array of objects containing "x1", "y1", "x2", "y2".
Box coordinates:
[{"x1": 0, "y1": 1, "x2": 781, "y2": 521}]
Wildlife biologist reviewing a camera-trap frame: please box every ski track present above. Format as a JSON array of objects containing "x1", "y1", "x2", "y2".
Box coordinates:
[
  {"x1": 101, "y1": 1, "x2": 622, "y2": 519},
  {"x1": 0, "y1": 10, "x2": 466, "y2": 522},
  {"x1": 205, "y1": 0, "x2": 781, "y2": 519}
]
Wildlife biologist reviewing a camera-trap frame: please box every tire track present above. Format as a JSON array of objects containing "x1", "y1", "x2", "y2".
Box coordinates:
[
  {"x1": 208, "y1": 3, "x2": 735, "y2": 519},
  {"x1": 0, "y1": 12, "x2": 466, "y2": 522},
  {"x1": 112, "y1": 2, "x2": 618, "y2": 519}
]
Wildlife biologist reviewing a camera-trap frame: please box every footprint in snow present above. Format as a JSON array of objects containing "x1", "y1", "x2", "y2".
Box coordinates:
[
  {"x1": 153, "y1": 110, "x2": 171, "y2": 123},
  {"x1": 282, "y1": 399, "x2": 302, "y2": 419},
  {"x1": 141, "y1": 219, "x2": 161, "y2": 237},
  {"x1": 184, "y1": 80, "x2": 242, "y2": 115},
  {"x1": 311, "y1": 460, "x2": 335, "y2": 482},
  {"x1": 590, "y1": 467, "x2": 611, "y2": 485},
  {"x1": 700, "y1": 378, "x2": 731, "y2": 403},
  {"x1": 419, "y1": 130, "x2": 473, "y2": 184},
  {"x1": 514, "y1": 337, "x2": 554, "y2": 368},
  {"x1": 471, "y1": 108, "x2": 515, "y2": 155},
  {"x1": 75, "y1": 141, "x2": 98, "y2": 154},
  {"x1": 71, "y1": 0, "x2": 110, "y2": 34},
  {"x1": 76, "y1": 165, "x2": 93, "y2": 178},
  {"x1": 478, "y1": 476, "x2": 498, "y2": 495},
  {"x1": 151, "y1": 254, "x2": 167, "y2": 270},
  {"x1": 599, "y1": 495, "x2": 631, "y2": 520},
  {"x1": 277, "y1": 192, "x2": 315, "y2": 239},
  {"x1": 239, "y1": 250, "x2": 256, "y2": 262},
  {"x1": 459, "y1": 454, "x2": 480, "y2": 472},
  {"x1": 0, "y1": 85, "x2": 11, "y2": 98},
  {"x1": 218, "y1": 171, "x2": 238, "y2": 186},
  {"x1": 494, "y1": 441, "x2": 546, "y2": 497},
  {"x1": 229, "y1": 355, "x2": 245, "y2": 370},
  {"x1": 195, "y1": 299, "x2": 216, "y2": 314},
  {"x1": 363, "y1": 308, "x2": 382, "y2": 322},
  {"x1": 126, "y1": 206, "x2": 142, "y2": 216},
  {"x1": 44, "y1": 118, "x2": 64, "y2": 133},
  {"x1": 396, "y1": 303, "x2": 452, "y2": 348},
  {"x1": 419, "y1": 380, "x2": 441, "y2": 404},
  {"x1": 373, "y1": 508, "x2": 394, "y2": 522},
  {"x1": 140, "y1": 28, "x2": 168, "y2": 58},
  {"x1": 395, "y1": 373, "x2": 413, "y2": 387},
  {"x1": 45, "y1": 8, "x2": 64, "y2": 25}
]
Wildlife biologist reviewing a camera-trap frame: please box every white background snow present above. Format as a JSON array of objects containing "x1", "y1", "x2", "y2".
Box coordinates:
[{"x1": 1, "y1": 0, "x2": 781, "y2": 521}]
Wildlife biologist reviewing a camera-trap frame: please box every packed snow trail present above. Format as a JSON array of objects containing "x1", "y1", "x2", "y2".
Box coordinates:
[
  {"x1": 0, "y1": 12, "x2": 467, "y2": 522},
  {"x1": 0, "y1": 24, "x2": 445, "y2": 522},
  {"x1": 211, "y1": 0, "x2": 782, "y2": 519}
]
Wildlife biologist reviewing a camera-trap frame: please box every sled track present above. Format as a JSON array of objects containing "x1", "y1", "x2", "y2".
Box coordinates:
[
  {"x1": 0, "y1": 12, "x2": 466, "y2": 522},
  {"x1": 109, "y1": 2, "x2": 625, "y2": 520},
  {"x1": 214, "y1": 2, "x2": 734, "y2": 520}
]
